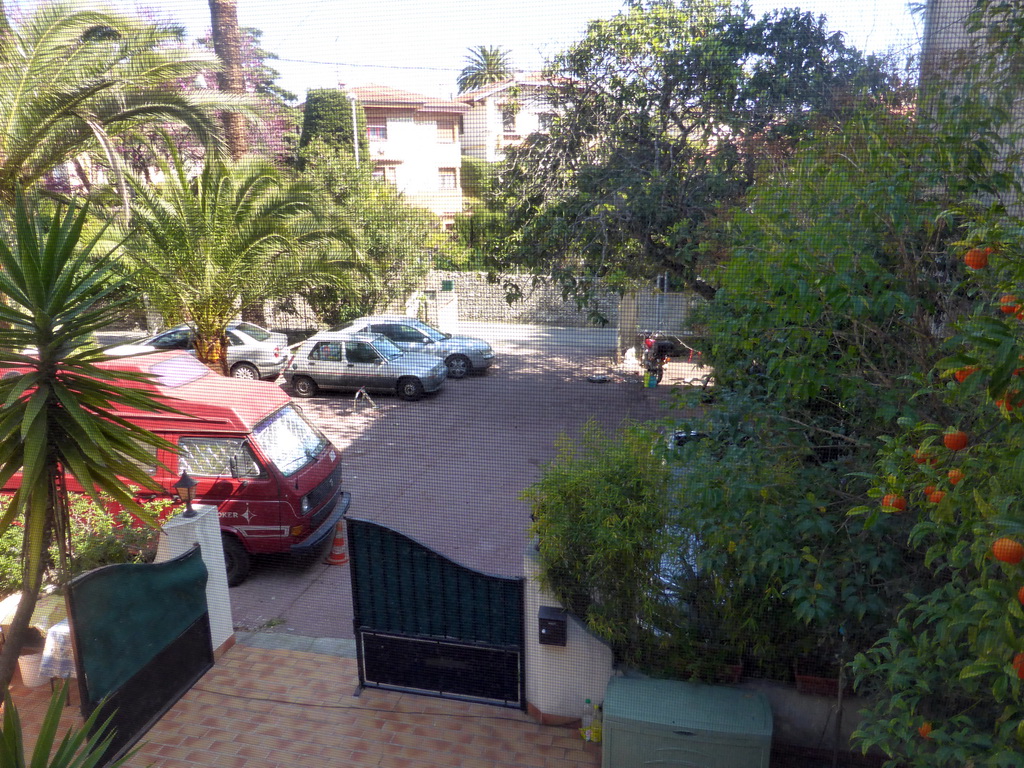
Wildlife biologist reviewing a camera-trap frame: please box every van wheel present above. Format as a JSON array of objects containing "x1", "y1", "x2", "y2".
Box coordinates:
[
  {"x1": 445, "y1": 354, "x2": 470, "y2": 379},
  {"x1": 230, "y1": 362, "x2": 260, "y2": 380},
  {"x1": 293, "y1": 376, "x2": 318, "y2": 398},
  {"x1": 223, "y1": 535, "x2": 251, "y2": 587},
  {"x1": 397, "y1": 377, "x2": 424, "y2": 401}
]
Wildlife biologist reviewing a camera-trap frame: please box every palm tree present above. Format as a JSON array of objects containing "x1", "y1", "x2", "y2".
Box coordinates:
[
  {"x1": 0, "y1": 1, "x2": 252, "y2": 204},
  {"x1": 0, "y1": 193, "x2": 174, "y2": 693},
  {"x1": 456, "y1": 46, "x2": 514, "y2": 93},
  {"x1": 119, "y1": 144, "x2": 353, "y2": 373},
  {"x1": 207, "y1": 0, "x2": 249, "y2": 159}
]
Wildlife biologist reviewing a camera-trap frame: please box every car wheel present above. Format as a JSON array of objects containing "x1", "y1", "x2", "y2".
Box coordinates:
[
  {"x1": 222, "y1": 535, "x2": 251, "y2": 587},
  {"x1": 397, "y1": 377, "x2": 424, "y2": 401},
  {"x1": 230, "y1": 362, "x2": 260, "y2": 380},
  {"x1": 445, "y1": 354, "x2": 471, "y2": 379},
  {"x1": 293, "y1": 376, "x2": 319, "y2": 398}
]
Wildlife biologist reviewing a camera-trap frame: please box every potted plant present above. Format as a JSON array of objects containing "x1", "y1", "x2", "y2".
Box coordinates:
[{"x1": 14, "y1": 627, "x2": 45, "y2": 688}]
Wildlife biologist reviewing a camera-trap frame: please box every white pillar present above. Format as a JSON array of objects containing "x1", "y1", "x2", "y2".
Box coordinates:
[{"x1": 155, "y1": 505, "x2": 232, "y2": 654}]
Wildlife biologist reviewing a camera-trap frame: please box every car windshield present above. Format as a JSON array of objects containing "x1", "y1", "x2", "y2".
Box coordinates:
[
  {"x1": 234, "y1": 322, "x2": 271, "y2": 341},
  {"x1": 251, "y1": 404, "x2": 329, "y2": 476},
  {"x1": 414, "y1": 322, "x2": 447, "y2": 342},
  {"x1": 371, "y1": 337, "x2": 403, "y2": 360}
]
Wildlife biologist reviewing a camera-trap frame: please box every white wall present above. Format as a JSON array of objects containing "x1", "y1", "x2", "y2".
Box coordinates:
[
  {"x1": 155, "y1": 504, "x2": 233, "y2": 655},
  {"x1": 523, "y1": 547, "x2": 614, "y2": 722}
]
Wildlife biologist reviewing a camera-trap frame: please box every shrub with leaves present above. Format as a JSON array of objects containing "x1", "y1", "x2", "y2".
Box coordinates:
[{"x1": 524, "y1": 421, "x2": 672, "y2": 668}]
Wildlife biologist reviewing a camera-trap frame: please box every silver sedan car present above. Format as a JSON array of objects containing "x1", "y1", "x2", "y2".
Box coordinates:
[
  {"x1": 107, "y1": 321, "x2": 287, "y2": 380},
  {"x1": 326, "y1": 316, "x2": 495, "y2": 378},
  {"x1": 285, "y1": 332, "x2": 447, "y2": 400}
]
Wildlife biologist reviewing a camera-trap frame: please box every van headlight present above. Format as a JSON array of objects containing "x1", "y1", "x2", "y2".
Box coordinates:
[{"x1": 301, "y1": 496, "x2": 310, "y2": 514}]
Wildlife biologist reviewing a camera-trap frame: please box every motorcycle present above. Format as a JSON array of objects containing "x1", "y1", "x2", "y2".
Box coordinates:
[{"x1": 640, "y1": 332, "x2": 674, "y2": 384}]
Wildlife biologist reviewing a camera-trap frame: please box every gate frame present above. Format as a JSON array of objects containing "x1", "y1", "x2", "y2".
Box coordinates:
[{"x1": 347, "y1": 515, "x2": 526, "y2": 710}]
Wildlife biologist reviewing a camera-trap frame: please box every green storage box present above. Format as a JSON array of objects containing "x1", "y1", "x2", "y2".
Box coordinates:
[{"x1": 601, "y1": 677, "x2": 772, "y2": 768}]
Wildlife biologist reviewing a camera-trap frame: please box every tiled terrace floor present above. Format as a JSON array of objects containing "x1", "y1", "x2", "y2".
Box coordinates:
[{"x1": 8, "y1": 641, "x2": 600, "y2": 768}]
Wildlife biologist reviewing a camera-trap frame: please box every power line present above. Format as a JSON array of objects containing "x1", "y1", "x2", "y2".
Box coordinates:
[{"x1": 277, "y1": 56, "x2": 461, "y2": 73}]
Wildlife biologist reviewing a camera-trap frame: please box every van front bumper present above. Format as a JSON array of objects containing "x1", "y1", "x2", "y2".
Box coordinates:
[{"x1": 291, "y1": 492, "x2": 351, "y2": 555}]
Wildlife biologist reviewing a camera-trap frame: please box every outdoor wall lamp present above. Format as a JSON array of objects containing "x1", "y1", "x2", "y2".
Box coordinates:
[{"x1": 173, "y1": 471, "x2": 198, "y2": 518}]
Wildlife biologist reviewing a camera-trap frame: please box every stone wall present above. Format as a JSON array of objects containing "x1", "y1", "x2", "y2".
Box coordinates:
[
  {"x1": 122, "y1": 271, "x2": 705, "y2": 339},
  {"x1": 414, "y1": 271, "x2": 621, "y2": 327}
]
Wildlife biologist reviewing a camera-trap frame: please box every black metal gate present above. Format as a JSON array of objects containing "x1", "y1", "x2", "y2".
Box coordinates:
[{"x1": 347, "y1": 516, "x2": 525, "y2": 709}]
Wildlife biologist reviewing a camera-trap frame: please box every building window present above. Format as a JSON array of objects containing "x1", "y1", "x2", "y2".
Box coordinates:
[
  {"x1": 538, "y1": 113, "x2": 555, "y2": 132},
  {"x1": 436, "y1": 116, "x2": 457, "y2": 143},
  {"x1": 438, "y1": 168, "x2": 458, "y2": 190},
  {"x1": 372, "y1": 165, "x2": 398, "y2": 184},
  {"x1": 501, "y1": 107, "x2": 516, "y2": 133},
  {"x1": 367, "y1": 122, "x2": 387, "y2": 141}
]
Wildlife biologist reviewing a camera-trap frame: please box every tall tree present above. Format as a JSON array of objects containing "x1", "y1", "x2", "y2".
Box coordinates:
[
  {"x1": 0, "y1": 194, "x2": 174, "y2": 692},
  {"x1": 207, "y1": 0, "x2": 249, "y2": 158},
  {"x1": 119, "y1": 144, "x2": 353, "y2": 373},
  {"x1": 0, "y1": 1, "x2": 245, "y2": 204},
  {"x1": 491, "y1": 1, "x2": 899, "y2": 310},
  {"x1": 457, "y1": 45, "x2": 514, "y2": 93},
  {"x1": 299, "y1": 140, "x2": 439, "y2": 324}
]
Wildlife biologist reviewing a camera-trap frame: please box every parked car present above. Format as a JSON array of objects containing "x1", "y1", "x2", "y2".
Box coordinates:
[
  {"x1": 285, "y1": 331, "x2": 447, "y2": 400},
  {"x1": 324, "y1": 316, "x2": 495, "y2": 379},
  {"x1": 107, "y1": 321, "x2": 288, "y2": 380}
]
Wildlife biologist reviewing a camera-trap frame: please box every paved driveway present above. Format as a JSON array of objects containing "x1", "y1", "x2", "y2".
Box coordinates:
[{"x1": 228, "y1": 323, "x2": 707, "y2": 638}]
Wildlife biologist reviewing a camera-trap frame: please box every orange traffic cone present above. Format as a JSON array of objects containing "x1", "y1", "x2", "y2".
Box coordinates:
[{"x1": 325, "y1": 523, "x2": 349, "y2": 565}]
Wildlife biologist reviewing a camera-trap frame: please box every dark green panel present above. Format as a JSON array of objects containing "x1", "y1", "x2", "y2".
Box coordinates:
[
  {"x1": 348, "y1": 518, "x2": 522, "y2": 648},
  {"x1": 69, "y1": 548, "x2": 209, "y2": 700}
]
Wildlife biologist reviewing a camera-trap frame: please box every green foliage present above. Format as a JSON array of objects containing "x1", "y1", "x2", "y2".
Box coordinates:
[
  {"x1": 456, "y1": 46, "x2": 513, "y2": 94},
  {"x1": 298, "y1": 141, "x2": 439, "y2": 323},
  {"x1": 0, "y1": 496, "x2": 163, "y2": 596},
  {"x1": 492, "y1": 0, "x2": 902, "y2": 308},
  {"x1": 848, "y1": 226, "x2": 1024, "y2": 764},
  {"x1": 524, "y1": 422, "x2": 672, "y2": 668},
  {"x1": 0, "y1": 683, "x2": 138, "y2": 767},
  {"x1": 0, "y1": 193, "x2": 174, "y2": 691},
  {"x1": 0, "y1": 1, "x2": 248, "y2": 203},
  {"x1": 119, "y1": 140, "x2": 353, "y2": 370},
  {"x1": 297, "y1": 89, "x2": 368, "y2": 158}
]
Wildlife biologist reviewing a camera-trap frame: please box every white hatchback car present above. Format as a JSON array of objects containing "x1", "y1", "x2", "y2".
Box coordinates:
[{"x1": 325, "y1": 316, "x2": 495, "y2": 379}]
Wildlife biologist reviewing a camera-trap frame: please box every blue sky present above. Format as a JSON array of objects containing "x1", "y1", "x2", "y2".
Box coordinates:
[{"x1": 28, "y1": 0, "x2": 924, "y2": 100}]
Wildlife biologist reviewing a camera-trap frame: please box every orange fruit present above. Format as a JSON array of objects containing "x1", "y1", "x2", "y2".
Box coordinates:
[
  {"x1": 1002, "y1": 295, "x2": 1020, "y2": 314},
  {"x1": 993, "y1": 538, "x2": 1024, "y2": 564},
  {"x1": 918, "y1": 721, "x2": 932, "y2": 739},
  {"x1": 927, "y1": 490, "x2": 945, "y2": 503},
  {"x1": 943, "y1": 430, "x2": 968, "y2": 451},
  {"x1": 948, "y1": 469, "x2": 965, "y2": 486},
  {"x1": 882, "y1": 494, "x2": 906, "y2": 513},
  {"x1": 965, "y1": 248, "x2": 989, "y2": 269},
  {"x1": 954, "y1": 367, "x2": 978, "y2": 383},
  {"x1": 1014, "y1": 653, "x2": 1024, "y2": 679},
  {"x1": 913, "y1": 449, "x2": 936, "y2": 465},
  {"x1": 923, "y1": 485, "x2": 936, "y2": 496},
  {"x1": 1018, "y1": 585, "x2": 1024, "y2": 605}
]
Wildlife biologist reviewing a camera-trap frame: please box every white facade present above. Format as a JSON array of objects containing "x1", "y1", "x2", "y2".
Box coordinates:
[
  {"x1": 348, "y1": 85, "x2": 468, "y2": 225},
  {"x1": 458, "y1": 76, "x2": 557, "y2": 162}
]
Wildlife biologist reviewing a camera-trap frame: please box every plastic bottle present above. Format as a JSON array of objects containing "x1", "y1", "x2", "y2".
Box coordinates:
[
  {"x1": 580, "y1": 698, "x2": 595, "y2": 741},
  {"x1": 590, "y1": 701, "x2": 603, "y2": 744}
]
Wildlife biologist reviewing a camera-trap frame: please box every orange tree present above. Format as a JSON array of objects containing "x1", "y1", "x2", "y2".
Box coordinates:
[{"x1": 850, "y1": 218, "x2": 1024, "y2": 763}]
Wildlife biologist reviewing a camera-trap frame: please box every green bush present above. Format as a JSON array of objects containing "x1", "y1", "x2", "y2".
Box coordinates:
[
  {"x1": 525, "y1": 421, "x2": 674, "y2": 669},
  {"x1": 0, "y1": 495, "x2": 165, "y2": 596}
]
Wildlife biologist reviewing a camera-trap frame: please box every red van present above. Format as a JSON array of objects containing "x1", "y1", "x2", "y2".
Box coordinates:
[{"x1": 3, "y1": 351, "x2": 349, "y2": 586}]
